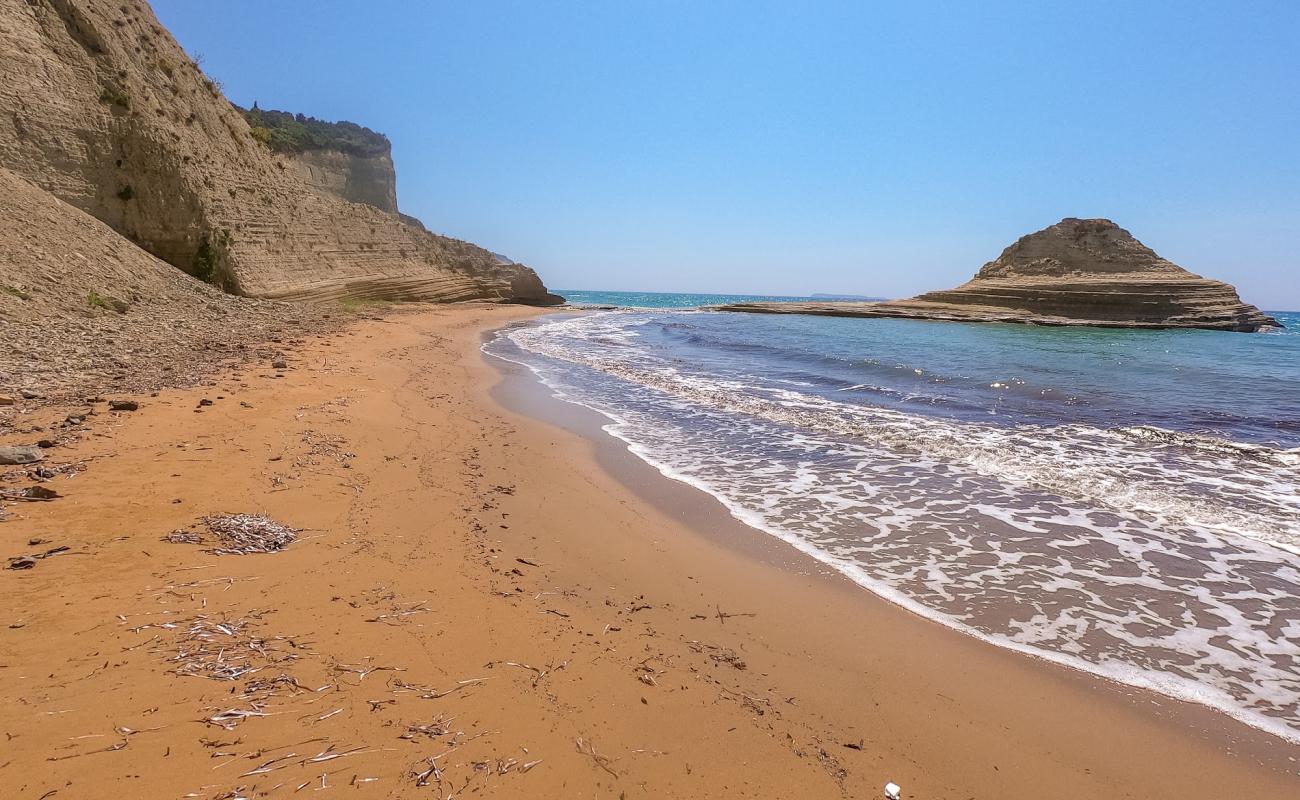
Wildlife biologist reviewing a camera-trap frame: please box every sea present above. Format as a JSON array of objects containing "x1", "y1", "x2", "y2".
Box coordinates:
[{"x1": 485, "y1": 289, "x2": 1300, "y2": 743}]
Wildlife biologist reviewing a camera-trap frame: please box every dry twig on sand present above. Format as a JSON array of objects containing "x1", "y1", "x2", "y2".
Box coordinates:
[
  {"x1": 332, "y1": 660, "x2": 404, "y2": 682},
  {"x1": 714, "y1": 605, "x2": 757, "y2": 623},
  {"x1": 575, "y1": 736, "x2": 620, "y2": 778},
  {"x1": 391, "y1": 677, "x2": 487, "y2": 699},
  {"x1": 489, "y1": 659, "x2": 568, "y2": 687},
  {"x1": 718, "y1": 686, "x2": 771, "y2": 716},
  {"x1": 688, "y1": 640, "x2": 748, "y2": 670},
  {"x1": 400, "y1": 716, "x2": 456, "y2": 740}
]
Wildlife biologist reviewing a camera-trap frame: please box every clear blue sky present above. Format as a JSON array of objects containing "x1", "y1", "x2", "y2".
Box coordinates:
[{"x1": 152, "y1": 1, "x2": 1299, "y2": 307}]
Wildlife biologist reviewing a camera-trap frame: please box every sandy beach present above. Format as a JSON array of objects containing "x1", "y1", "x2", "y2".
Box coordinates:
[{"x1": 1, "y1": 305, "x2": 1295, "y2": 799}]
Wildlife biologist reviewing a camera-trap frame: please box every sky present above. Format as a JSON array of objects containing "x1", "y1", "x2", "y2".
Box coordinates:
[{"x1": 152, "y1": 1, "x2": 1299, "y2": 307}]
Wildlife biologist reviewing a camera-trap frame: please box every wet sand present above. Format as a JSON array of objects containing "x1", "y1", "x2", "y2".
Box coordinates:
[{"x1": 0, "y1": 305, "x2": 1295, "y2": 799}]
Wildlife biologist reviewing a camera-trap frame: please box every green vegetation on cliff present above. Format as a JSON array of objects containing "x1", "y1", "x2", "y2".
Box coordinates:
[{"x1": 239, "y1": 103, "x2": 390, "y2": 158}]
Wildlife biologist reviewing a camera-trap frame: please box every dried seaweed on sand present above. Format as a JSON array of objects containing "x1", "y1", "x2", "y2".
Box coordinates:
[{"x1": 166, "y1": 514, "x2": 298, "y2": 555}]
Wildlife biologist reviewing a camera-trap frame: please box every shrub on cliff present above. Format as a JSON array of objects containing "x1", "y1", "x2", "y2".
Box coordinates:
[
  {"x1": 238, "y1": 104, "x2": 390, "y2": 158},
  {"x1": 98, "y1": 86, "x2": 130, "y2": 109}
]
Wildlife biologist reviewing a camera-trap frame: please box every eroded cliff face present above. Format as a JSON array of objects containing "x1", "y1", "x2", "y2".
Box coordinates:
[
  {"x1": 0, "y1": 0, "x2": 558, "y2": 304},
  {"x1": 0, "y1": 166, "x2": 326, "y2": 397},
  {"x1": 718, "y1": 219, "x2": 1278, "y2": 332},
  {"x1": 292, "y1": 149, "x2": 399, "y2": 214}
]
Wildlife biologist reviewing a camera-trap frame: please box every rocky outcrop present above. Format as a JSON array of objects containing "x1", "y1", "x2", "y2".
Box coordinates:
[
  {"x1": 719, "y1": 219, "x2": 1279, "y2": 332},
  {"x1": 292, "y1": 148, "x2": 399, "y2": 214},
  {"x1": 0, "y1": 0, "x2": 559, "y2": 305}
]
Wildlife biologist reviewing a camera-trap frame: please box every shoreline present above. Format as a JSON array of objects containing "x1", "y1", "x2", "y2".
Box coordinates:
[
  {"x1": 0, "y1": 305, "x2": 1294, "y2": 799},
  {"x1": 486, "y1": 314, "x2": 1300, "y2": 774},
  {"x1": 486, "y1": 312, "x2": 1300, "y2": 746},
  {"x1": 486, "y1": 316, "x2": 1300, "y2": 759},
  {"x1": 488, "y1": 310, "x2": 1300, "y2": 744}
]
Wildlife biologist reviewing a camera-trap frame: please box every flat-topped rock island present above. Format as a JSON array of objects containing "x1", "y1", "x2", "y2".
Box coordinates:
[{"x1": 718, "y1": 218, "x2": 1280, "y2": 332}]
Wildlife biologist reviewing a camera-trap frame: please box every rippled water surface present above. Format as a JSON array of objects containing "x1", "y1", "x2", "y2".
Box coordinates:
[{"x1": 486, "y1": 301, "x2": 1300, "y2": 742}]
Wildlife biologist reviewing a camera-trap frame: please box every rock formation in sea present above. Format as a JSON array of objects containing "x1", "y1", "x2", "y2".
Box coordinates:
[
  {"x1": 719, "y1": 218, "x2": 1279, "y2": 332},
  {"x1": 0, "y1": 0, "x2": 559, "y2": 305}
]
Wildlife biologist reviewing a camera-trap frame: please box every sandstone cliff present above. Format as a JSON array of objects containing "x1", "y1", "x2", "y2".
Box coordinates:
[
  {"x1": 0, "y1": 166, "x2": 326, "y2": 397},
  {"x1": 241, "y1": 106, "x2": 400, "y2": 215},
  {"x1": 719, "y1": 219, "x2": 1279, "y2": 332},
  {"x1": 0, "y1": 0, "x2": 559, "y2": 305},
  {"x1": 291, "y1": 148, "x2": 399, "y2": 214}
]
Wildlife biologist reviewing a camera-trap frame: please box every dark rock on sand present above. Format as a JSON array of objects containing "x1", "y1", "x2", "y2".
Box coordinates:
[
  {"x1": 109, "y1": 400, "x2": 139, "y2": 411},
  {"x1": 0, "y1": 445, "x2": 45, "y2": 465},
  {"x1": 719, "y1": 219, "x2": 1279, "y2": 332}
]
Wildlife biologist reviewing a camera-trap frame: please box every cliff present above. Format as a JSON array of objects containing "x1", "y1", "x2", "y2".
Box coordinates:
[
  {"x1": 0, "y1": 0, "x2": 559, "y2": 305},
  {"x1": 242, "y1": 107, "x2": 399, "y2": 214},
  {"x1": 0, "y1": 166, "x2": 326, "y2": 398},
  {"x1": 718, "y1": 219, "x2": 1279, "y2": 332},
  {"x1": 291, "y1": 148, "x2": 399, "y2": 214}
]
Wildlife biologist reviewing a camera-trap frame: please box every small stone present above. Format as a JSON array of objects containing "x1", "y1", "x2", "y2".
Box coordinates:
[
  {"x1": 0, "y1": 445, "x2": 44, "y2": 465},
  {"x1": 0, "y1": 395, "x2": 14, "y2": 406},
  {"x1": 20, "y1": 389, "x2": 41, "y2": 400},
  {"x1": 198, "y1": 398, "x2": 213, "y2": 407},
  {"x1": 109, "y1": 399, "x2": 139, "y2": 411},
  {"x1": 36, "y1": 439, "x2": 55, "y2": 448},
  {"x1": 65, "y1": 414, "x2": 85, "y2": 425},
  {"x1": 271, "y1": 357, "x2": 288, "y2": 369}
]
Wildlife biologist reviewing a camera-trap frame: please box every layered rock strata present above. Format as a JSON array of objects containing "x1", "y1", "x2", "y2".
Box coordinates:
[
  {"x1": 0, "y1": 166, "x2": 328, "y2": 398},
  {"x1": 292, "y1": 147, "x2": 399, "y2": 215},
  {"x1": 719, "y1": 219, "x2": 1278, "y2": 332},
  {"x1": 0, "y1": 0, "x2": 558, "y2": 305}
]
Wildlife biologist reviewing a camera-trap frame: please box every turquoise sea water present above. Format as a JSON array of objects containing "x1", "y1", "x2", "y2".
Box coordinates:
[
  {"x1": 487, "y1": 292, "x2": 1300, "y2": 743},
  {"x1": 555, "y1": 289, "x2": 815, "y2": 308}
]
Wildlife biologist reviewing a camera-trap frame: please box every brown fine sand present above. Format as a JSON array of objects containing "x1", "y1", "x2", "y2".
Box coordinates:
[{"x1": 1, "y1": 305, "x2": 1296, "y2": 799}]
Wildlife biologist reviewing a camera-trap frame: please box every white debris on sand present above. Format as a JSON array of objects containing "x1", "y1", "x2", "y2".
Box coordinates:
[{"x1": 166, "y1": 513, "x2": 299, "y2": 555}]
